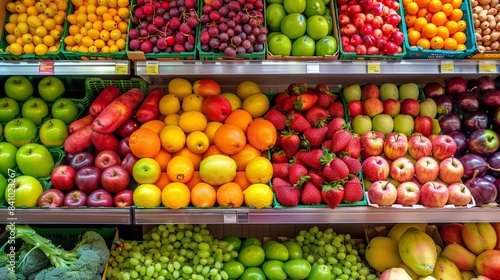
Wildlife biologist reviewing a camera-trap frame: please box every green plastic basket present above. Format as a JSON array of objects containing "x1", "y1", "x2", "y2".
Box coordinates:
[
  {"x1": 84, "y1": 78, "x2": 148, "y2": 107},
  {"x1": 401, "y1": 0, "x2": 477, "y2": 59}
]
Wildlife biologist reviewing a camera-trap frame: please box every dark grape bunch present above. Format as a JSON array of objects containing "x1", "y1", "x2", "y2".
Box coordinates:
[
  {"x1": 129, "y1": 0, "x2": 199, "y2": 54},
  {"x1": 200, "y1": 0, "x2": 268, "y2": 58}
]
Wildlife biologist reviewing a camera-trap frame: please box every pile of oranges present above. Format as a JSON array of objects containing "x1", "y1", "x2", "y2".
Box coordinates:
[
  {"x1": 63, "y1": 0, "x2": 129, "y2": 55},
  {"x1": 404, "y1": 0, "x2": 468, "y2": 50},
  {"x1": 130, "y1": 78, "x2": 277, "y2": 210}
]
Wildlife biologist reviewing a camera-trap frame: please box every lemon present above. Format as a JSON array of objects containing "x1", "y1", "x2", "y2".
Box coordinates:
[
  {"x1": 243, "y1": 183, "x2": 273, "y2": 209},
  {"x1": 203, "y1": 121, "x2": 223, "y2": 145},
  {"x1": 245, "y1": 156, "x2": 273, "y2": 184},
  {"x1": 133, "y1": 184, "x2": 162, "y2": 208},
  {"x1": 237, "y1": 81, "x2": 261, "y2": 100},
  {"x1": 186, "y1": 131, "x2": 210, "y2": 154},
  {"x1": 178, "y1": 111, "x2": 207, "y2": 133},
  {"x1": 221, "y1": 92, "x2": 242, "y2": 111},
  {"x1": 159, "y1": 125, "x2": 186, "y2": 153},
  {"x1": 242, "y1": 93, "x2": 270, "y2": 118},
  {"x1": 159, "y1": 93, "x2": 181, "y2": 116},
  {"x1": 163, "y1": 113, "x2": 180, "y2": 125},
  {"x1": 181, "y1": 93, "x2": 204, "y2": 112},
  {"x1": 168, "y1": 78, "x2": 193, "y2": 101}
]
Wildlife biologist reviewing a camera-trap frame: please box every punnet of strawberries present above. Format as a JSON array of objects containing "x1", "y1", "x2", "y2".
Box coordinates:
[{"x1": 266, "y1": 82, "x2": 365, "y2": 209}]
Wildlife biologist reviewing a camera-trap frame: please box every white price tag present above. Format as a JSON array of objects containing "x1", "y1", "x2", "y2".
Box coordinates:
[
  {"x1": 223, "y1": 212, "x2": 237, "y2": 224},
  {"x1": 306, "y1": 61, "x2": 320, "y2": 73},
  {"x1": 146, "y1": 61, "x2": 159, "y2": 74}
]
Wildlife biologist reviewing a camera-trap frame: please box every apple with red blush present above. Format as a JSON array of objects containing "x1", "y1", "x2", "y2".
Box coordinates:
[
  {"x1": 75, "y1": 166, "x2": 102, "y2": 194},
  {"x1": 447, "y1": 182, "x2": 472, "y2": 206},
  {"x1": 440, "y1": 223, "x2": 466, "y2": 246},
  {"x1": 87, "y1": 189, "x2": 114, "y2": 207},
  {"x1": 361, "y1": 83, "x2": 380, "y2": 101},
  {"x1": 368, "y1": 180, "x2": 397, "y2": 206},
  {"x1": 101, "y1": 165, "x2": 130, "y2": 193},
  {"x1": 113, "y1": 189, "x2": 134, "y2": 208},
  {"x1": 360, "y1": 24, "x2": 374, "y2": 36},
  {"x1": 37, "y1": 188, "x2": 65, "y2": 208},
  {"x1": 363, "y1": 34, "x2": 376, "y2": 47},
  {"x1": 396, "y1": 181, "x2": 421, "y2": 206},
  {"x1": 439, "y1": 157, "x2": 464, "y2": 184},
  {"x1": 64, "y1": 190, "x2": 88, "y2": 207},
  {"x1": 116, "y1": 118, "x2": 139, "y2": 138},
  {"x1": 343, "y1": 23, "x2": 358, "y2": 36},
  {"x1": 389, "y1": 156, "x2": 415, "y2": 183},
  {"x1": 353, "y1": 13, "x2": 366, "y2": 28},
  {"x1": 348, "y1": 100, "x2": 363, "y2": 117},
  {"x1": 69, "y1": 152, "x2": 95, "y2": 171},
  {"x1": 356, "y1": 45, "x2": 367, "y2": 54},
  {"x1": 361, "y1": 131, "x2": 385, "y2": 158},
  {"x1": 202, "y1": 95, "x2": 232, "y2": 122},
  {"x1": 408, "y1": 134, "x2": 433, "y2": 160},
  {"x1": 338, "y1": 13, "x2": 351, "y2": 25},
  {"x1": 94, "y1": 150, "x2": 121, "y2": 171},
  {"x1": 383, "y1": 98, "x2": 401, "y2": 117},
  {"x1": 419, "y1": 181, "x2": 449, "y2": 207},
  {"x1": 343, "y1": 44, "x2": 356, "y2": 52},
  {"x1": 432, "y1": 134, "x2": 457, "y2": 160},
  {"x1": 384, "y1": 132, "x2": 408, "y2": 160},
  {"x1": 362, "y1": 155, "x2": 390, "y2": 182},
  {"x1": 351, "y1": 34, "x2": 363, "y2": 46},
  {"x1": 50, "y1": 164, "x2": 76, "y2": 192},
  {"x1": 390, "y1": 30, "x2": 405, "y2": 45},
  {"x1": 121, "y1": 152, "x2": 139, "y2": 175},
  {"x1": 414, "y1": 116, "x2": 433, "y2": 136},
  {"x1": 383, "y1": 41, "x2": 399, "y2": 55},
  {"x1": 400, "y1": 99, "x2": 420, "y2": 117},
  {"x1": 415, "y1": 156, "x2": 439, "y2": 184},
  {"x1": 117, "y1": 136, "x2": 131, "y2": 158},
  {"x1": 362, "y1": 97, "x2": 384, "y2": 117}
]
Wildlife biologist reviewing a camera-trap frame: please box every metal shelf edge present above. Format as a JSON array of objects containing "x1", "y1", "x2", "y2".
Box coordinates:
[{"x1": 0, "y1": 208, "x2": 132, "y2": 225}]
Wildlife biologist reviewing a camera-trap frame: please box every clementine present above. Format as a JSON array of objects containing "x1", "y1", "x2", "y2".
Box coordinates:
[
  {"x1": 190, "y1": 182, "x2": 217, "y2": 208},
  {"x1": 214, "y1": 124, "x2": 246, "y2": 155},
  {"x1": 217, "y1": 182, "x2": 244, "y2": 208},
  {"x1": 129, "y1": 128, "x2": 161, "y2": 158},
  {"x1": 166, "y1": 155, "x2": 194, "y2": 183}
]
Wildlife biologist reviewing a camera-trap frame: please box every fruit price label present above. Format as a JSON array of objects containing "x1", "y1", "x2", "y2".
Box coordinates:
[
  {"x1": 367, "y1": 62, "x2": 380, "y2": 73},
  {"x1": 115, "y1": 62, "x2": 129, "y2": 75},
  {"x1": 440, "y1": 61, "x2": 454, "y2": 73},
  {"x1": 145, "y1": 61, "x2": 160, "y2": 75},
  {"x1": 223, "y1": 212, "x2": 237, "y2": 224},
  {"x1": 306, "y1": 61, "x2": 320, "y2": 73},
  {"x1": 478, "y1": 61, "x2": 497, "y2": 73},
  {"x1": 38, "y1": 61, "x2": 54, "y2": 75}
]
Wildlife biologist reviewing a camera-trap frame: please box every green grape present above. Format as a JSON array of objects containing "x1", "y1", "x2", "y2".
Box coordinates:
[
  {"x1": 317, "y1": 258, "x2": 325, "y2": 265},
  {"x1": 327, "y1": 256, "x2": 338, "y2": 265},
  {"x1": 220, "y1": 271, "x2": 229, "y2": 280},
  {"x1": 143, "y1": 233, "x2": 152, "y2": 241},
  {"x1": 306, "y1": 255, "x2": 315, "y2": 263},
  {"x1": 155, "y1": 262, "x2": 162, "y2": 272},
  {"x1": 147, "y1": 265, "x2": 155, "y2": 277},
  {"x1": 182, "y1": 265, "x2": 194, "y2": 274},
  {"x1": 222, "y1": 253, "x2": 231, "y2": 262},
  {"x1": 229, "y1": 251, "x2": 238, "y2": 258},
  {"x1": 337, "y1": 252, "x2": 346, "y2": 260},
  {"x1": 210, "y1": 268, "x2": 218, "y2": 276},
  {"x1": 139, "y1": 266, "x2": 147, "y2": 276},
  {"x1": 151, "y1": 232, "x2": 161, "y2": 241},
  {"x1": 185, "y1": 230, "x2": 193, "y2": 238},
  {"x1": 130, "y1": 270, "x2": 139, "y2": 278},
  {"x1": 332, "y1": 239, "x2": 341, "y2": 247},
  {"x1": 342, "y1": 267, "x2": 351, "y2": 275},
  {"x1": 202, "y1": 265, "x2": 210, "y2": 276},
  {"x1": 200, "y1": 258, "x2": 208, "y2": 265},
  {"x1": 158, "y1": 276, "x2": 166, "y2": 280},
  {"x1": 344, "y1": 261, "x2": 352, "y2": 268},
  {"x1": 351, "y1": 271, "x2": 359, "y2": 278},
  {"x1": 367, "y1": 274, "x2": 377, "y2": 280},
  {"x1": 214, "y1": 261, "x2": 222, "y2": 269},
  {"x1": 130, "y1": 258, "x2": 140, "y2": 266},
  {"x1": 214, "y1": 274, "x2": 222, "y2": 280},
  {"x1": 173, "y1": 270, "x2": 180, "y2": 278},
  {"x1": 332, "y1": 266, "x2": 342, "y2": 276},
  {"x1": 358, "y1": 267, "x2": 369, "y2": 276},
  {"x1": 145, "y1": 258, "x2": 153, "y2": 266},
  {"x1": 340, "y1": 274, "x2": 349, "y2": 280},
  {"x1": 159, "y1": 269, "x2": 168, "y2": 276},
  {"x1": 346, "y1": 255, "x2": 357, "y2": 263},
  {"x1": 178, "y1": 256, "x2": 186, "y2": 263}
]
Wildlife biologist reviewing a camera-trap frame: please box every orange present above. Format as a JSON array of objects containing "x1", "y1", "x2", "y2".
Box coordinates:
[
  {"x1": 436, "y1": 26, "x2": 450, "y2": 39},
  {"x1": 203, "y1": 145, "x2": 228, "y2": 158},
  {"x1": 229, "y1": 144, "x2": 262, "y2": 171},
  {"x1": 173, "y1": 146, "x2": 202, "y2": 170},
  {"x1": 405, "y1": 14, "x2": 417, "y2": 27},
  {"x1": 416, "y1": 38, "x2": 431, "y2": 49},
  {"x1": 431, "y1": 11, "x2": 447, "y2": 26},
  {"x1": 456, "y1": 20, "x2": 466, "y2": 32},
  {"x1": 141, "y1": 119, "x2": 165, "y2": 134},
  {"x1": 430, "y1": 36, "x2": 444, "y2": 49},
  {"x1": 246, "y1": 119, "x2": 277, "y2": 151},
  {"x1": 427, "y1": 0, "x2": 442, "y2": 13},
  {"x1": 445, "y1": 20, "x2": 458, "y2": 34},
  {"x1": 217, "y1": 182, "x2": 244, "y2": 208},
  {"x1": 456, "y1": 43, "x2": 466, "y2": 50},
  {"x1": 213, "y1": 124, "x2": 246, "y2": 155},
  {"x1": 413, "y1": 17, "x2": 427, "y2": 32},
  {"x1": 406, "y1": 2, "x2": 419, "y2": 14},
  {"x1": 224, "y1": 109, "x2": 253, "y2": 133},
  {"x1": 422, "y1": 23, "x2": 437, "y2": 38},
  {"x1": 402, "y1": 0, "x2": 413, "y2": 7},
  {"x1": 451, "y1": 0, "x2": 462, "y2": 8},
  {"x1": 203, "y1": 121, "x2": 223, "y2": 145},
  {"x1": 233, "y1": 171, "x2": 251, "y2": 191},
  {"x1": 133, "y1": 184, "x2": 162, "y2": 208},
  {"x1": 167, "y1": 155, "x2": 194, "y2": 183},
  {"x1": 443, "y1": 37, "x2": 457, "y2": 50},
  {"x1": 161, "y1": 182, "x2": 191, "y2": 209},
  {"x1": 129, "y1": 128, "x2": 161, "y2": 158},
  {"x1": 154, "y1": 172, "x2": 171, "y2": 191},
  {"x1": 449, "y1": 9, "x2": 463, "y2": 21},
  {"x1": 442, "y1": 3, "x2": 453, "y2": 16},
  {"x1": 417, "y1": 8, "x2": 428, "y2": 18},
  {"x1": 190, "y1": 182, "x2": 217, "y2": 208},
  {"x1": 452, "y1": 31, "x2": 466, "y2": 44},
  {"x1": 186, "y1": 171, "x2": 203, "y2": 190},
  {"x1": 408, "y1": 29, "x2": 422, "y2": 45},
  {"x1": 415, "y1": 0, "x2": 431, "y2": 8},
  {"x1": 153, "y1": 148, "x2": 172, "y2": 171}
]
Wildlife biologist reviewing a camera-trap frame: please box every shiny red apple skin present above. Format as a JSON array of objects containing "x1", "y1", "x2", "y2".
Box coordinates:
[{"x1": 419, "y1": 181, "x2": 449, "y2": 207}]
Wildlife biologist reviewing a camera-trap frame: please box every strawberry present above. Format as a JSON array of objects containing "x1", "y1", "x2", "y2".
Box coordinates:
[
  {"x1": 305, "y1": 107, "x2": 329, "y2": 127},
  {"x1": 294, "y1": 94, "x2": 318, "y2": 111},
  {"x1": 321, "y1": 182, "x2": 344, "y2": 209},
  {"x1": 342, "y1": 155, "x2": 362, "y2": 175},
  {"x1": 322, "y1": 139, "x2": 332, "y2": 150},
  {"x1": 301, "y1": 181, "x2": 323, "y2": 205},
  {"x1": 295, "y1": 149, "x2": 325, "y2": 169},
  {"x1": 331, "y1": 129, "x2": 353, "y2": 154},
  {"x1": 265, "y1": 108, "x2": 287, "y2": 131},
  {"x1": 343, "y1": 176, "x2": 364, "y2": 203},
  {"x1": 280, "y1": 131, "x2": 300, "y2": 159},
  {"x1": 315, "y1": 83, "x2": 331, "y2": 94},
  {"x1": 288, "y1": 163, "x2": 310, "y2": 187},
  {"x1": 325, "y1": 117, "x2": 346, "y2": 139},
  {"x1": 272, "y1": 163, "x2": 289, "y2": 181},
  {"x1": 308, "y1": 169, "x2": 326, "y2": 189},
  {"x1": 283, "y1": 95, "x2": 298, "y2": 113},
  {"x1": 287, "y1": 82, "x2": 308, "y2": 95},
  {"x1": 302, "y1": 127, "x2": 328, "y2": 149},
  {"x1": 274, "y1": 92, "x2": 289, "y2": 112},
  {"x1": 273, "y1": 177, "x2": 300, "y2": 207},
  {"x1": 328, "y1": 101, "x2": 345, "y2": 118},
  {"x1": 271, "y1": 149, "x2": 288, "y2": 163},
  {"x1": 286, "y1": 113, "x2": 311, "y2": 133},
  {"x1": 321, "y1": 153, "x2": 349, "y2": 182},
  {"x1": 342, "y1": 134, "x2": 361, "y2": 159}
]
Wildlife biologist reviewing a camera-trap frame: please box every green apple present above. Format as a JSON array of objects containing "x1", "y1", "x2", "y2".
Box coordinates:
[
  {"x1": 6, "y1": 175, "x2": 43, "y2": 207},
  {"x1": 419, "y1": 98, "x2": 437, "y2": 119},
  {"x1": 4, "y1": 118, "x2": 37, "y2": 148},
  {"x1": 323, "y1": 0, "x2": 330, "y2": 4},
  {"x1": 280, "y1": 13, "x2": 307, "y2": 40},
  {"x1": 352, "y1": 115, "x2": 372, "y2": 135},
  {"x1": 315, "y1": 36, "x2": 338, "y2": 56},
  {"x1": 291, "y1": 35, "x2": 315, "y2": 56},
  {"x1": 0, "y1": 173, "x2": 6, "y2": 202},
  {"x1": 372, "y1": 114, "x2": 394, "y2": 136},
  {"x1": 268, "y1": 34, "x2": 292, "y2": 56},
  {"x1": 266, "y1": 4, "x2": 287, "y2": 32},
  {"x1": 399, "y1": 83, "x2": 420, "y2": 100},
  {"x1": 51, "y1": 98, "x2": 79, "y2": 125},
  {"x1": 304, "y1": 0, "x2": 326, "y2": 17},
  {"x1": 38, "y1": 76, "x2": 65, "y2": 102},
  {"x1": 306, "y1": 15, "x2": 329, "y2": 40},
  {"x1": 283, "y1": 0, "x2": 306, "y2": 13},
  {"x1": 267, "y1": 31, "x2": 282, "y2": 42},
  {"x1": 0, "y1": 142, "x2": 18, "y2": 177},
  {"x1": 307, "y1": 264, "x2": 332, "y2": 280},
  {"x1": 240, "y1": 267, "x2": 266, "y2": 280},
  {"x1": 132, "y1": 158, "x2": 161, "y2": 184},
  {"x1": 16, "y1": 143, "x2": 54, "y2": 178},
  {"x1": 264, "y1": 242, "x2": 289, "y2": 261},
  {"x1": 237, "y1": 244, "x2": 265, "y2": 267},
  {"x1": 262, "y1": 260, "x2": 287, "y2": 280},
  {"x1": 393, "y1": 114, "x2": 414, "y2": 136},
  {"x1": 0, "y1": 97, "x2": 21, "y2": 123},
  {"x1": 322, "y1": 14, "x2": 333, "y2": 35},
  {"x1": 21, "y1": 97, "x2": 49, "y2": 125},
  {"x1": 283, "y1": 259, "x2": 312, "y2": 279},
  {"x1": 39, "y1": 119, "x2": 68, "y2": 147},
  {"x1": 241, "y1": 237, "x2": 262, "y2": 248},
  {"x1": 267, "y1": 0, "x2": 284, "y2": 3},
  {"x1": 342, "y1": 84, "x2": 362, "y2": 102},
  {"x1": 379, "y1": 83, "x2": 399, "y2": 101},
  {"x1": 222, "y1": 261, "x2": 245, "y2": 279},
  {"x1": 4, "y1": 76, "x2": 33, "y2": 102}
]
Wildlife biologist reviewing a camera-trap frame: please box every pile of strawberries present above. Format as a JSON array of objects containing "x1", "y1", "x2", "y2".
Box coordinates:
[{"x1": 265, "y1": 83, "x2": 365, "y2": 209}]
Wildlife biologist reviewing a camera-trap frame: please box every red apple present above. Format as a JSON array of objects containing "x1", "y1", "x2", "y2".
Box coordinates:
[
  {"x1": 396, "y1": 181, "x2": 421, "y2": 206},
  {"x1": 441, "y1": 223, "x2": 465, "y2": 246},
  {"x1": 362, "y1": 97, "x2": 384, "y2": 117},
  {"x1": 419, "y1": 181, "x2": 449, "y2": 207},
  {"x1": 414, "y1": 116, "x2": 433, "y2": 136},
  {"x1": 202, "y1": 95, "x2": 232, "y2": 122},
  {"x1": 117, "y1": 136, "x2": 131, "y2": 158},
  {"x1": 368, "y1": 180, "x2": 397, "y2": 206},
  {"x1": 75, "y1": 166, "x2": 102, "y2": 194},
  {"x1": 69, "y1": 151, "x2": 95, "y2": 171},
  {"x1": 439, "y1": 157, "x2": 464, "y2": 184},
  {"x1": 50, "y1": 164, "x2": 76, "y2": 192},
  {"x1": 408, "y1": 135, "x2": 432, "y2": 160},
  {"x1": 101, "y1": 165, "x2": 130, "y2": 193},
  {"x1": 447, "y1": 182, "x2": 472, "y2": 206},
  {"x1": 432, "y1": 134, "x2": 457, "y2": 160},
  {"x1": 348, "y1": 100, "x2": 363, "y2": 117},
  {"x1": 362, "y1": 155, "x2": 390, "y2": 182},
  {"x1": 94, "y1": 150, "x2": 121, "y2": 171},
  {"x1": 116, "y1": 118, "x2": 139, "y2": 138},
  {"x1": 63, "y1": 190, "x2": 88, "y2": 207},
  {"x1": 389, "y1": 157, "x2": 415, "y2": 183},
  {"x1": 113, "y1": 189, "x2": 134, "y2": 208},
  {"x1": 383, "y1": 98, "x2": 401, "y2": 117},
  {"x1": 37, "y1": 188, "x2": 65, "y2": 208},
  {"x1": 121, "y1": 152, "x2": 139, "y2": 176},
  {"x1": 415, "y1": 156, "x2": 439, "y2": 184},
  {"x1": 384, "y1": 132, "x2": 408, "y2": 160},
  {"x1": 87, "y1": 189, "x2": 114, "y2": 207},
  {"x1": 361, "y1": 83, "x2": 379, "y2": 101},
  {"x1": 361, "y1": 131, "x2": 385, "y2": 158},
  {"x1": 400, "y1": 99, "x2": 420, "y2": 117}
]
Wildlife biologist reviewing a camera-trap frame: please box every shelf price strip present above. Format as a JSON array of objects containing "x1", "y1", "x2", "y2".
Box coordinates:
[
  {"x1": 367, "y1": 61, "x2": 380, "y2": 73},
  {"x1": 478, "y1": 61, "x2": 497, "y2": 73},
  {"x1": 306, "y1": 61, "x2": 320, "y2": 73},
  {"x1": 440, "y1": 61, "x2": 454, "y2": 73},
  {"x1": 146, "y1": 61, "x2": 160, "y2": 74},
  {"x1": 38, "y1": 61, "x2": 54, "y2": 75},
  {"x1": 223, "y1": 211, "x2": 237, "y2": 224},
  {"x1": 115, "y1": 61, "x2": 129, "y2": 75}
]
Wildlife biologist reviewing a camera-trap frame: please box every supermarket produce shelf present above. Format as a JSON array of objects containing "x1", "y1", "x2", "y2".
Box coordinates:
[
  {"x1": 133, "y1": 206, "x2": 500, "y2": 225},
  {"x1": 0, "y1": 208, "x2": 132, "y2": 225},
  {"x1": 0, "y1": 60, "x2": 130, "y2": 76}
]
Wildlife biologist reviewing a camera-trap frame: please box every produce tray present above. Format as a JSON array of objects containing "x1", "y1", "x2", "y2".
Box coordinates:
[
  {"x1": 335, "y1": 0, "x2": 406, "y2": 60},
  {"x1": 85, "y1": 78, "x2": 148, "y2": 104},
  {"x1": 401, "y1": 0, "x2": 477, "y2": 59},
  {"x1": 365, "y1": 191, "x2": 476, "y2": 208}
]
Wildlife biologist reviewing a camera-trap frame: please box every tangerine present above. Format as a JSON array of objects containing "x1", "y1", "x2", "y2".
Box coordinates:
[
  {"x1": 214, "y1": 124, "x2": 247, "y2": 155},
  {"x1": 190, "y1": 182, "x2": 217, "y2": 208},
  {"x1": 449, "y1": 9, "x2": 463, "y2": 21},
  {"x1": 422, "y1": 23, "x2": 437, "y2": 38},
  {"x1": 173, "y1": 146, "x2": 202, "y2": 170},
  {"x1": 405, "y1": 14, "x2": 417, "y2": 27},
  {"x1": 443, "y1": 37, "x2": 458, "y2": 50},
  {"x1": 431, "y1": 11, "x2": 447, "y2": 26},
  {"x1": 225, "y1": 109, "x2": 253, "y2": 133},
  {"x1": 154, "y1": 172, "x2": 171, "y2": 191},
  {"x1": 416, "y1": 38, "x2": 431, "y2": 49},
  {"x1": 217, "y1": 182, "x2": 244, "y2": 208},
  {"x1": 436, "y1": 26, "x2": 450, "y2": 39},
  {"x1": 153, "y1": 148, "x2": 172, "y2": 171},
  {"x1": 141, "y1": 119, "x2": 165, "y2": 134},
  {"x1": 451, "y1": 0, "x2": 462, "y2": 8},
  {"x1": 186, "y1": 171, "x2": 203, "y2": 190},
  {"x1": 246, "y1": 119, "x2": 277, "y2": 151},
  {"x1": 406, "y1": 2, "x2": 419, "y2": 14},
  {"x1": 452, "y1": 31, "x2": 466, "y2": 44},
  {"x1": 408, "y1": 29, "x2": 422, "y2": 45},
  {"x1": 203, "y1": 145, "x2": 228, "y2": 158},
  {"x1": 161, "y1": 182, "x2": 191, "y2": 209},
  {"x1": 415, "y1": 0, "x2": 431, "y2": 8},
  {"x1": 129, "y1": 128, "x2": 161, "y2": 158},
  {"x1": 430, "y1": 36, "x2": 444, "y2": 49},
  {"x1": 167, "y1": 155, "x2": 194, "y2": 183},
  {"x1": 427, "y1": 0, "x2": 442, "y2": 13},
  {"x1": 230, "y1": 144, "x2": 262, "y2": 171},
  {"x1": 445, "y1": 20, "x2": 459, "y2": 34},
  {"x1": 233, "y1": 171, "x2": 251, "y2": 191},
  {"x1": 442, "y1": 3, "x2": 454, "y2": 16},
  {"x1": 456, "y1": 20, "x2": 466, "y2": 32},
  {"x1": 413, "y1": 17, "x2": 428, "y2": 32}
]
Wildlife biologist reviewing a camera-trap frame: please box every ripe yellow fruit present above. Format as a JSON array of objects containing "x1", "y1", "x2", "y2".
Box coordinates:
[
  {"x1": 103, "y1": 19, "x2": 117, "y2": 31},
  {"x1": 8, "y1": 43, "x2": 23, "y2": 56},
  {"x1": 34, "y1": 43, "x2": 48, "y2": 55}
]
